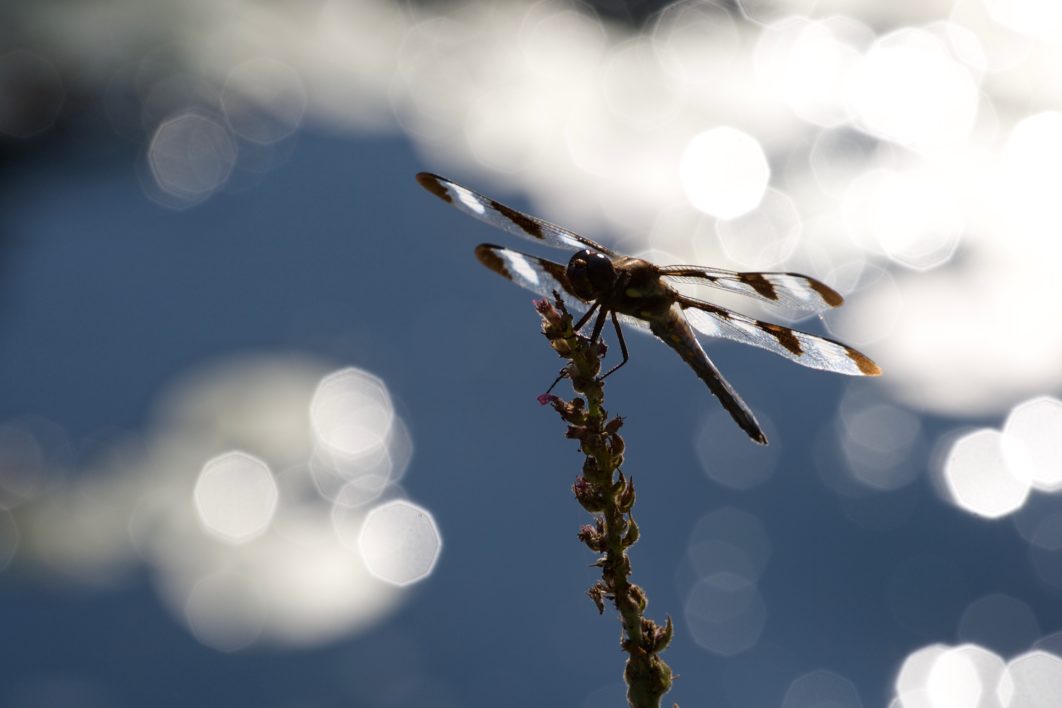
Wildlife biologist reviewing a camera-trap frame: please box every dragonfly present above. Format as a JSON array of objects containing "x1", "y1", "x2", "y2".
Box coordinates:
[{"x1": 416, "y1": 172, "x2": 880, "y2": 445}]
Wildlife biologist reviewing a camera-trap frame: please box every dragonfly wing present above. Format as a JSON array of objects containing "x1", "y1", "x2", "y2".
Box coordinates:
[
  {"x1": 679, "y1": 296, "x2": 881, "y2": 376},
  {"x1": 660, "y1": 266, "x2": 843, "y2": 315},
  {"x1": 418, "y1": 173, "x2": 617, "y2": 255}
]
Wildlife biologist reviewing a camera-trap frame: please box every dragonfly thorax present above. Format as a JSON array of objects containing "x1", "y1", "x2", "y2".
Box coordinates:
[{"x1": 567, "y1": 249, "x2": 617, "y2": 301}]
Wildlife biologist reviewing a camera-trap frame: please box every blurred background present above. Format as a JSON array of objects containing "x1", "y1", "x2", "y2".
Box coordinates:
[{"x1": 2, "y1": 0, "x2": 1062, "y2": 705}]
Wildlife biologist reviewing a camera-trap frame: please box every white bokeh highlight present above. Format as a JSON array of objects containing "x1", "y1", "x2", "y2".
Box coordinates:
[
  {"x1": 942, "y1": 429, "x2": 1030, "y2": 519},
  {"x1": 680, "y1": 127, "x2": 770, "y2": 219},
  {"x1": 893, "y1": 643, "x2": 1008, "y2": 708},
  {"x1": 1003, "y1": 397, "x2": 1062, "y2": 492},
  {"x1": 222, "y1": 57, "x2": 307, "y2": 145},
  {"x1": 194, "y1": 451, "x2": 278, "y2": 544},
  {"x1": 358, "y1": 500, "x2": 441, "y2": 586},
  {"x1": 716, "y1": 188, "x2": 802, "y2": 270},
  {"x1": 310, "y1": 367, "x2": 395, "y2": 460},
  {"x1": 754, "y1": 16, "x2": 869, "y2": 128},
  {"x1": 848, "y1": 28, "x2": 979, "y2": 152},
  {"x1": 148, "y1": 112, "x2": 237, "y2": 206},
  {"x1": 998, "y1": 651, "x2": 1062, "y2": 707}
]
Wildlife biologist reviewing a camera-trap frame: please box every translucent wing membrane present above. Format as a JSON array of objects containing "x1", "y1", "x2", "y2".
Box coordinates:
[
  {"x1": 417, "y1": 172, "x2": 616, "y2": 255},
  {"x1": 679, "y1": 296, "x2": 881, "y2": 377},
  {"x1": 660, "y1": 266, "x2": 843, "y2": 315},
  {"x1": 474, "y1": 244, "x2": 591, "y2": 313}
]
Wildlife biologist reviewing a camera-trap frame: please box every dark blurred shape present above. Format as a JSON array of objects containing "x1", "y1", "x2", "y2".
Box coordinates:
[
  {"x1": 0, "y1": 45, "x2": 64, "y2": 312},
  {"x1": 405, "y1": 0, "x2": 737, "y2": 26},
  {"x1": 0, "y1": 49, "x2": 65, "y2": 139}
]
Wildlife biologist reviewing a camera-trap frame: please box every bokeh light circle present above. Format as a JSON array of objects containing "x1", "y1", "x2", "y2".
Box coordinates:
[
  {"x1": 683, "y1": 572, "x2": 766, "y2": 656},
  {"x1": 942, "y1": 428, "x2": 1030, "y2": 519},
  {"x1": 1002, "y1": 396, "x2": 1062, "y2": 492},
  {"x1": 222, "y1": 57, "x2": 307, "y2": 145},
  {"x1": 310, "y1": 367, "x2": 395, "y2": 460},
  {"x1": 147, "y1": 111, "x2": 238, "y2": 205},
  {"x1": 783, "y1": 669, "x2": 863, "y2": 708},
  {"x1": 358, "y1": 500, "x2": 441, "y2": 586},
  {"x1": 680, "y1": 127, "x2": 770, "y2": 219},
  {"x1": 193, "y1": 451, "x2": 278, "y2": 544}
]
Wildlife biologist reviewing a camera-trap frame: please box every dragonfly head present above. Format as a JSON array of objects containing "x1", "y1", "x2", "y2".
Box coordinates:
[{"x1": 567, "y1": 249, "x2": 617, "y2": 301}]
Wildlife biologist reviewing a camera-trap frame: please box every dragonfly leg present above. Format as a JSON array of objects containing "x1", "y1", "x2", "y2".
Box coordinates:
[
  {"x1": 599, "y1": 310, "x2": 629, "y2": 380},
  {"x1": 573, "y1": 300, "x2": 601, "y2": 332},
  {"x1": 542, "y1": 368, "x2": 569, "y2": 396},
  {"x1": 588, "y1": 303, "x2": 609, "y2": 347}
]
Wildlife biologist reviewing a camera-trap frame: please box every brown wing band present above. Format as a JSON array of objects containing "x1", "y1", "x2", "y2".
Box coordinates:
[{"x1": 416, "y1": 172, "x2": 451, "y2": 203}]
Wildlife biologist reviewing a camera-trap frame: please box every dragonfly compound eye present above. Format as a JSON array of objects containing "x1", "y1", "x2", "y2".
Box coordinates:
[{"x1": 567, "y1": 249, "x2": 616, "y2": 300}]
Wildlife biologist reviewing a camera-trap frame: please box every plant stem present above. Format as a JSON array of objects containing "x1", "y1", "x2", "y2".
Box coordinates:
[{"x1": 536, "y1": 295, "x2": 675, "y2": 708}]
